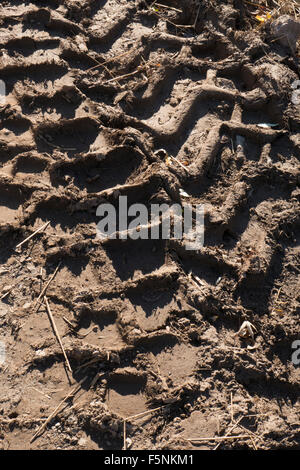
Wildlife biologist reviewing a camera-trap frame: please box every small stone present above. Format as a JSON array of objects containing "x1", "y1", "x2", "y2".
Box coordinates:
[
  {"x1": 271, "y1": 15, "x2": 300, "y2": 50},
  {"x1": 2, "y1": 285, "x2": 12, "y2": 294},
  {"x1": 200, "y1": 382, "x2": 210, "y2": 392},
  {"x1": 125, "y1": 437, "x2": 132, "y2": 449},
  {"x1": 132, "y1": 328, "x2": 141, "y2": 335},
  {"x1": 78, "y1": 43, "x2": 87, "y2": 52},
  {"x1": 78, "y1": 437, "x2": 87, "y2": 446},
  {"x1": 35, "y1": 349, "x2": 46, "y2": 357}
]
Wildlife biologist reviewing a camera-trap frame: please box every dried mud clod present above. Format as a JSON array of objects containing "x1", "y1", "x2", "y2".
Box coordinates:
[{"x1": 0, "y1": 0, "x2": 299, "y2": 451}]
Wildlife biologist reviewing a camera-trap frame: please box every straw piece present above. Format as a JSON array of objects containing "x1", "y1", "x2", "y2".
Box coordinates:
[
  {"x1": 44, "y1": 296, "x2": 72, "y2": 373},
  {"x1": 30, "y1": 376, "x2": 87, "y2": 443},
  {"x1": 35, "y1": 262, "x2": 61, "y2": 310},
  {"x1": 123, "y1": 420, "x2": 127, "y2": 451},
  {"x1": 187, "y1": 434, "x2": 249, "y2": 442},
  {"x1": 127, "y1": 405, "x2": 168, "y2": 421},
  {"x1": 16, "y1": 221, "x2": 50, "y2": 249}
]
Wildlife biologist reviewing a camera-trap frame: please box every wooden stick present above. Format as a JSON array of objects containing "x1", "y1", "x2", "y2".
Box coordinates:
[
  {"x1": 39, "y1": 267, "x2": 43, "y2": 293},
  {"x1": 89, "y1": 372, "x2": 104, "y2": 389},
  {"x1": 30, "y1": 376, "x2": 87, "y2": 443},
  {"x1": 35, "y1": 262, "x2": 61, "y2": 310},
  {"x1": 75, "y1": 357, "x2": 101, "y2": 372},
  {"x1": 86, "y1": 49, "x2": 133, "y2": 72},
  {"x1": 29, "y1": 386, "x2": 51, "y2": 400},
  {"x1": 169, "y1": 155, "x2": 192, "y2": 174},
  {"x1": 127, "y1": 405, "x2": 168, "y2": 421},
  {"x1": 102, "y1": 67, "x2": 144, "y2": 85},
  {"x1": 0, "y1": 288, "x2": 13, "y2": 300},
  {"x1": 87, "y1": 54, "x2": 120, "y2": 84},
  {"x1": 145, "y1": 1, "x2": 195, "y2": 29},
  {"x1": 250, "y1": 436, "x2": 258, "y2": 450},
  {"x1": 38, "y1": 133, "x2": 76, "y2": 151},
  {"x1": 63, "y1": 317, "x2": 100, "y2": 340},
  {"x1": 193, "y1": 3, "x2": 201, "y2": 28},
  {"x1": 16, "y1": 221, "x2": 50, "y2": 249},
  {"x1": 187, "y1": 434, "x2": 249, "y2": 442},
  {"x1": 44, "y1": 296, "x2": 72, "y2": 373},
  {"x1": 67, "y1": 372, "x2": 106, "y2": 414},
  {"x1": 62, "y1": 316, "x2": 77, "y2": 330},
  {"x1": 234, "y1": 420, "x2": 262, "y2": 441},
  {"x1": 213, "y1": 416, "x2": 244, "y2": 450},
  {"x1": 123, "y1": 420, "x2": 127, "y2": 451},
  {"x1": 154, "y1": 3, "x2": 182, "y2": 12}
]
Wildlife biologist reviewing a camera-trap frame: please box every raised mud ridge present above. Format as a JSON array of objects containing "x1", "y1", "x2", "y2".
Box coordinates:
[{"x1": 0, "y1": 0, "x2": 299, "y2": 450}]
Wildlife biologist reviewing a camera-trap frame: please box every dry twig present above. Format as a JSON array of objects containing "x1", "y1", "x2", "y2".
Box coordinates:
[
  {"x1": 44, "y1": 296, "x2": 72, "y2": 373},
  {"x1": 35, "y1": 261, "x2": 61, "y2": 310},
  {"x1": 16, "y1": 221, "x2": 50, "y2": 250},
  {"x1": 187, "y1": 434, "x2": 250, "y2": 442},
  {"x1": 30, "y1": 376, "x2": 87, "y2": 443},
  {"x1": 123, "y1": 420, "x2": 127, "y2": 451}
]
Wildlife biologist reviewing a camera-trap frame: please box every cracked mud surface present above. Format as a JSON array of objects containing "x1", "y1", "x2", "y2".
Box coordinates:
[{"x1": 0, "y1": 0, "x2": 299, "y2": 450}]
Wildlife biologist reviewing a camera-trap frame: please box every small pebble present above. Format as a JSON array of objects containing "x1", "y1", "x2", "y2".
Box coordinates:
[
  {"x1": 2, "y1": 285, "x2": 12, "y2": 294},
  {"x1": 78, "y1": 437, "x2": 87, "y2": 446}
]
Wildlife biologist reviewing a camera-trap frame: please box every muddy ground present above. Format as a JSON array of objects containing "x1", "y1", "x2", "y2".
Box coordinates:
[{"x1": 0, "y1": 0, "x2": 299, "y2": 451}]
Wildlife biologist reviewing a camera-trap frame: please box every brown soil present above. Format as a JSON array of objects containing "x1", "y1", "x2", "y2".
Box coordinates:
[{"x1": 0, "y1": 0, "x2": 299, "y2": 451}]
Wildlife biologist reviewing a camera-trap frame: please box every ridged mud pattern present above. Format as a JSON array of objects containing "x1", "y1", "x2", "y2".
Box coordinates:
[{"x1": 0, "y1": 0, "x2": 299, "y2": 450}]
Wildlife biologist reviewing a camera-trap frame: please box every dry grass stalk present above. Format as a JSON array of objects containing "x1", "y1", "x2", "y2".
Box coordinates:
[
  {"x1": 35, "y1": 261, "x2": 61, "y2": 310},
  {"x1": 187, "y1": 434, "x2": 250, "y2": 442},
  {"x1": 127, "y1": 405, "x2": 168, "y2": 421},
  {"x1": 30, "y1": 376, "x2": 87, "y2": 443},
  {"x1": 123, "y1": 420, "x2": 127, "y2": 451},
  {"x1": 244, "y1": 0, "x2": 300, "y2": 18},
  {"x1": 16, "y1": 221, "x2": 50, "y2": 249},
  {"x1": 0, "y1": 287, "x2": 13, "y2": 300},
  {"x1": 86, "y1": 49, "x2": 133, "y2": 72},
  {"x1": 75, "y1": 357, "x2": 101, "y2": 372},
  {"x1": 44, "y1": 296, "x2": 72, "y2": 373}
]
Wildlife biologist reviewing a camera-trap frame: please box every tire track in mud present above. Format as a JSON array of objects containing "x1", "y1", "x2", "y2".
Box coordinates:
[{"x1": 0, "y1": 0, "x2": 299, "y2": 450}]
